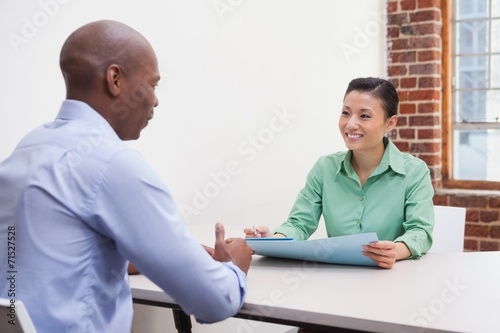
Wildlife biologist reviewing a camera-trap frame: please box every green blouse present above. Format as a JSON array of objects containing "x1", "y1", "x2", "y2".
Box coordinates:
[{"x1": 274, "y1": 139, "x2": 434, "y2": 258}]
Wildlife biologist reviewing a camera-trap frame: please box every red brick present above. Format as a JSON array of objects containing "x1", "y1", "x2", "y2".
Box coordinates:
[
  {"x1": 418, "y1": 129, "x2": 441, "y2": 139},
  {"x1": 419, "y1": 154, "x2": 440, "y2": 165},
  {"x1": 401, "y1": 25, "x2": 417, "y2": 36},
  {"x1": 397, "y1": 116, "x2": 408, "y2": 127},
  {"x1": 465, "y1": 224, "x2": 489, "y2": 237},
  {"x1": 393, "y1": 141, "x2": 409, "y2": 152},
  {"x1": 399, "y1": 128, "x2": 416, "y2": 139},
  {"x1": 390, "y1": 38, "x2": 410, "y2": 51},
  {"x1": 409, "y1": 36, "x2": 441, "y2": 49},
  {"x1": 388, "y1": 13, "x2": 409, "y2": 26},
  {"x1": 491, "y1": 226, "x2": 500, "y2": 239},
  {"x1": 409, "y1": 63, "x2": 441, "y2": 75},
  {"x1": 401, "y1": 0, "x2": 417, "y2": 10},
  {"x1": 389, "y1": 78, "x2": 400, "y2": 88},
  {"x1": 409, "y1": 90, "x2": 440, "y2": 101},
  {"x1": 388, "y1": 26, "x2": 400, "y2": 38},
  {"x1": 464, "y1": 239, "x2": 478, "y2": 251},
  {"x1": 433, "y1": 195, "x2": 448, "y2": 206},
  {"x1": 418, "y1": 0, "x2": 442, "y2": 9},
  {"x1": 409, "y1": 115, "x2": 440, "y2": 126},
  {"x1": 418, "y1": 50, "x2": 441, "y2": 61},
  {"x1": 418, "y1": 102, "x2": 440, "y2": 113},
  {"x1": 398, "y1": 90, "x2": 409, "y2": 102},
  {"x1": 428, "y1": 165, "x2": 441, "y2": 179},
  {"x1": 409, "y1": 9, "x2": 441, "y2": 22},
  {"x1": 401, "y1": 78, "x2": 417, "y2": 88},
  {"x1": 466, "y1": 209, "x2": 480, "y2": 222},
  {"x1": 400, "y1": 103, "x2": 416, "y2": 114},
  {"x1": 391, "y1": 51, "x2": 417, "y2": 63},
  {"x1": 419, "y1": 77, "x2": 441, "y2": 89},
  {"x1": 489, "y1": 197, "x2": 500, "y2": 208},
  {"x1": 480, "y1": 210, "x2": 500, "y2": 223},
  {"x1": 412, "y1": 23, "x2": 442, "y2": 35},
  {"x1": 480, "y1": 240, "x2": 499, "y2": 251},
  {"x1": 389, "y1": 65, "x2": 408, "y2": 76},
  {"x1": 387, "y1": 1, "x2": 399, "y2": 13},
  {"x1": 450, "y1": 196, "x2": 488, "y2": 208},
  {"x1": 410, "y1": 142, "x2": 440, "y2": 153}
]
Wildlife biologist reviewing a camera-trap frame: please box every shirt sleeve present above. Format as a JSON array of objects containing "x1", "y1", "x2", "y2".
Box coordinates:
[
  {"x1": 394, "y1": 158, "x2": 435, "y2": 258},
  {"x1": 273, "y1": 157, "x2": 324, "y2": 240},
  {"x1": 84, "y1": 149, "x2": 246, "y2": 323}
]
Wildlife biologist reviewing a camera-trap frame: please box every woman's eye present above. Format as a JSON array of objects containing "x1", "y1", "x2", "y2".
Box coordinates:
[
  {"x1": 341, "y1": 110, "x2": 349, "y2": 116},
  {"x1": 360, "y1": 114, "x2": 371, "y2": 119}
]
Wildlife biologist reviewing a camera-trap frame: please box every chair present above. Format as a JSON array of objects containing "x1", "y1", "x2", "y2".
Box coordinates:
[
  {"x1": 0, "y1": 298, "x2": 37, "y2": 333},
  {"x1": 429, "y1": 205, "x2": 466, "y2": 253}
]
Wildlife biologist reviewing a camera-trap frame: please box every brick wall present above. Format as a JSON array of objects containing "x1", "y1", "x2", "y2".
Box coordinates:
[{"x1": 386, "y1": 0, "x2": 500, "y2": 251}]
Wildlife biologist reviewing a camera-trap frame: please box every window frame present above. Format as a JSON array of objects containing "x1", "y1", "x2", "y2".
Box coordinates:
[{"x1": 443, "y1": 0, "x2": 500, "y2": 190}]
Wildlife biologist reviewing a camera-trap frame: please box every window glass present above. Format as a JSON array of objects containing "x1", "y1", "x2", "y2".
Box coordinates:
[
  {"x1": 457, "y1": 0, "x2": 488, "y2": 19},
  {"x1": 453, "y1": 129, "x2": 500, "y2": 181},
  {"x1": 456, "y1": 21, "x2": 487, "y2": 54},
  {"x1": 492, "y1": 0, "x2": 500, "y2": 17},
  {"x1": 453, "y1": 0, "x2": 500, "y2": 182}
]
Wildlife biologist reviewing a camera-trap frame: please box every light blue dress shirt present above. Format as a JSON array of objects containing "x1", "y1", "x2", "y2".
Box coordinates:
[{"x1": 0, "y1": 100, "x2": 246, "y2": 332}]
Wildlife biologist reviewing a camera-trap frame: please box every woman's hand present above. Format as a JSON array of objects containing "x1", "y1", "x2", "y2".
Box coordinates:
[
  {"x1": 362, "y1": 241, "x2": 410, "y2": 269},
  {"x1": 243, "y1": 226, "x2": 276, "y2": 238}
]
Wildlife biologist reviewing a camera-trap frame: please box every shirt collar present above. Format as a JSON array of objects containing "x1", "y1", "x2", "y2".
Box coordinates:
[
  {"x1": 55, "y1": 99, "x2": 118, "y2": 139},
  {"x1": 56, "y1": 100, "x2": 104, "y2": 122},
  {"x1": 338, "y1": 137, "x2": 406, "y2": 176}
]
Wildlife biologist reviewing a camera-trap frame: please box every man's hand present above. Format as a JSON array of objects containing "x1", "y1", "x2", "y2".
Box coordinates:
[{"x1": 212, "y1": 223, "x2": 252, "y2": 274}]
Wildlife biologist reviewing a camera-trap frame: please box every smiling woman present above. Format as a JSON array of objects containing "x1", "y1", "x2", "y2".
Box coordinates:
[{"x1": 245, "y1": 77, "x2": 435, "y2": 270}]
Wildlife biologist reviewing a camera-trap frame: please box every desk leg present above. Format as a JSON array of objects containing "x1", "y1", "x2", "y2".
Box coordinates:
[{"x1": 172, "y1": 309, "x2": 192, "y2": 333}]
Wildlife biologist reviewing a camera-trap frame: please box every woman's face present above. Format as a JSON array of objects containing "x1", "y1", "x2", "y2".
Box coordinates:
[{"x1": 338, "y1": 90, "x2": 397, "y2": 154}]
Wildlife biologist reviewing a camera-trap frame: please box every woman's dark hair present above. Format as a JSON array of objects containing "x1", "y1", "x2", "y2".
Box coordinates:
[{"x1": 344, "y1": 77, "x2": 399, "y2": 118}]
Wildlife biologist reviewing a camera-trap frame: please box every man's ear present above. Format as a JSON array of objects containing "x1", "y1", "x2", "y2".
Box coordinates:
[{"x1": 106, "y1": 64, "x2": 122, "y2": 97}]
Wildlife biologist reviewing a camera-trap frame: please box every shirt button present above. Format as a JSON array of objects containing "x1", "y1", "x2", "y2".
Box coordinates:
[
  {"x1": 356, "y1": 219, "x2": 360, "y2": 224},
  {"x1": 360, "y1": 196, "x2": 364, "y2": 202}
]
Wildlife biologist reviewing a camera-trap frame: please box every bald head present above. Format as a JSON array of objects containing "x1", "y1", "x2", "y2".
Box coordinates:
[
  {"x1": 60, "y1": 20, "x2": 160, "y2": 140},
  {"x1": 60, "y1": 20, "x2": 155, "y2": 100}
]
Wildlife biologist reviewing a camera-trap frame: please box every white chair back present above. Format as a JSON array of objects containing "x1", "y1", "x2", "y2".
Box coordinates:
[{"x1": 429, "y1": 205, "x2": 466, "y2": 253}]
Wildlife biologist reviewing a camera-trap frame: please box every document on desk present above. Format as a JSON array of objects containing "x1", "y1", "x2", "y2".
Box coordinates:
[{"x1": 246, "y1": 232, "x2": 379, "y2": 266}]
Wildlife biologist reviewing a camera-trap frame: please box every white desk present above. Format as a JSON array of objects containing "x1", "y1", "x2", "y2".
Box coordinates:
[{"x1": 130, "y1": 225, "x2": 500, "y2": 333}]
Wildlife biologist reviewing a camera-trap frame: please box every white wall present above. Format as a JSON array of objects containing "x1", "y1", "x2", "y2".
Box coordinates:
[{"x1": 0, "y1": 1, "x2": 387, "y2": 332}]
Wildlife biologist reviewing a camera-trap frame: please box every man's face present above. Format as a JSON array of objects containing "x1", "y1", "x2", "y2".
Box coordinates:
[{"x1": 113, "y1": 50, "x2": 160, "y2": 140}]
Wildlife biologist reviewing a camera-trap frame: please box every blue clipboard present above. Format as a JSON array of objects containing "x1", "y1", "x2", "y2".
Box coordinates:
[{"x1": 246, "y1": 232, "x2": 378, "y2": 266}]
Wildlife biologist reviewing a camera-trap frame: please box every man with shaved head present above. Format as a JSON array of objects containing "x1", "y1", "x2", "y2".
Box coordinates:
[{"x1": 0, "y1": 20, "x2": 252, "y2": 332}]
